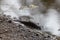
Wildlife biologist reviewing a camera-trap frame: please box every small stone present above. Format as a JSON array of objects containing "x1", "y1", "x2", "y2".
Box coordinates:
[
  {"x1": 8, "y1": 20, "x2": 12, "y2": 23},
  {"x1": 0, "y1": 37, "x2": 2, "y2": 39},
  {"x1": 47, "y1": 35, "x2": 50, "y2": 38},
  {"x1": 35, "y1": 33, "x2": 39, "y2": 36}
]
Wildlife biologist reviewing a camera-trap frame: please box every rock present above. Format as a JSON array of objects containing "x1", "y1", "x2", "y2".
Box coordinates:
[{"x1": 0, "y1": 14, "x2": 58, "y2": 40}]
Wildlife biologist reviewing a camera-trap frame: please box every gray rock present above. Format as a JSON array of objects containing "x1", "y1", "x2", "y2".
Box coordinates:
[{"x1": 0, "y1": 14, "x2": 58, "y2": 40}]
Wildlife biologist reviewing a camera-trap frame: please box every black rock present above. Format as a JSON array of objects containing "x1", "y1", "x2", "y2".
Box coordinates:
[
  {"x1": 19, "y1": 21, "x2": 41, "y2": 30},
  {"x1": 7, "y1": 20, "x2": 12, "y2": 23}
]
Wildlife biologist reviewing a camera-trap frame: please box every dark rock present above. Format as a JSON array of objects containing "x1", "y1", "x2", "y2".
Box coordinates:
[
  {"x1": 7, "y1": 20, "x2": 12, "y2": 23},
  {"x1": 19, "y1": 21, "x2": 41, "y2": 30}
]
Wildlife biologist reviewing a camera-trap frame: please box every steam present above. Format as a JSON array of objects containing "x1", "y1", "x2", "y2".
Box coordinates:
[{"x1": 44, "y1": 8, "x2": 60, "y2": 36}]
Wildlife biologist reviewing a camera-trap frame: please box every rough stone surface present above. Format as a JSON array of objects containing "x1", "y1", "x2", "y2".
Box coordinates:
[{"x1": 0, "y1": 14, "x2": 58, "y2": 40}]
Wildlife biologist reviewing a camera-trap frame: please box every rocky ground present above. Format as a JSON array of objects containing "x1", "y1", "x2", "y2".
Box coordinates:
[{"x1": 0, "y1": 14, "x2": 59, "y2": 40}]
